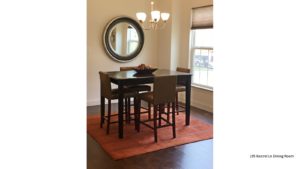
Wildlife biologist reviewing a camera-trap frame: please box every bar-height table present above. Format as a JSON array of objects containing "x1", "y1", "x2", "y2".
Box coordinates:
[{"x1": 100, "y1": 69, "x2": 192, "y2": 138}]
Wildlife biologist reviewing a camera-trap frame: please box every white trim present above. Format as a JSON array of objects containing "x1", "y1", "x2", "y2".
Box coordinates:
[
  {"x1": 189, "y1": 29, "x2": 214, "y2": 89},
  {"x1": 192, "y1": 101, "x2": 213, "y2": 113},
  {"x1": 87, "y1": 99, "x2": 99, "y2": 106},
  {"x1": 192, "y1": 84, "x2": 213, "y2": 91},
  {"x1": 179, "y1": 95, "x2": 213, "y2": 113}
]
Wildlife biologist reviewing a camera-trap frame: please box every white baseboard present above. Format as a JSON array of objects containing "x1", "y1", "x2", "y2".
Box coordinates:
[
  {"x1": 191, "y1": 101, "x2": 213, "y2": 112},
  {"x1": 179, "y1": 96, "x2": 213, "y2": 113},
  {"x1": 87, "y1": 99, "x2": 98, "y2": 106}
]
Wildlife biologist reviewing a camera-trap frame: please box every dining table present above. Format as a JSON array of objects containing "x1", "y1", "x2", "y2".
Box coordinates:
[{"x1": 100, "y1": 69, "x2": 192, "y2": 139}]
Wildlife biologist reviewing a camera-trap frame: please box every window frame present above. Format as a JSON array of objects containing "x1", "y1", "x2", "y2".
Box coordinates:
[
  {"x1": 126, "y1": 27, "x2": 139, "y2": 54},
  {"x1": 190, "y1": 29, "x2": 214, "y2": 90}
]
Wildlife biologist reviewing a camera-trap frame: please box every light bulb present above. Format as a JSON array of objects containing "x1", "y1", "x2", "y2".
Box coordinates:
[
  {"x1": 151, "y1": 10, "x2": 160, "y2": 22},
  {"x1": 161, "y1": 13, "x2": 170, "y2": 21},
  {"x1": 136, "y1": 12, "x2": 146, "y2": 22}
]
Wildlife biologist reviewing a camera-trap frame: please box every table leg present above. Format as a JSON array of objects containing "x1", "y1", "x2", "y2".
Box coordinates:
[
  {"x1": 134, "y1": 97, "x2": 141, "y2": 132},
  {"x1": 100, "y1": 96, "x2": 105, "y2": 128},
  {"x1": 118, "y1": 83, "x2": 124, "y2": 138},
  {"x1": 185, "y1": 76, "x2": 191, "y2": 125}
]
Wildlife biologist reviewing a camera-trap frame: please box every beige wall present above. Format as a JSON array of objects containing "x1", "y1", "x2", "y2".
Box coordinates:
[
  {"x1": 88, "y1": 0, "x2": 213, "y2": 112},
  {"x1": 157, "y1": 0, "x2": 213, "y2": 112},
  {"x1": 87, "y1": 0, "x2": 158, "y2": 105}
]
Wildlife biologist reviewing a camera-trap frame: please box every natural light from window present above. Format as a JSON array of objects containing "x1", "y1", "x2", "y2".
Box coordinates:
[
  {"x1": 127, "y1": 27, "x2": 139, "y2": 54},
  {"x1": 191, "y1": 29, "x2": 213, "y2": 89}
]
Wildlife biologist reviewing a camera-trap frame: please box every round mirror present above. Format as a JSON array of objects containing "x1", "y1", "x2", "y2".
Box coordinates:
[{"x1": 103, "y1": 16, "x2": 144, "y2": 62}]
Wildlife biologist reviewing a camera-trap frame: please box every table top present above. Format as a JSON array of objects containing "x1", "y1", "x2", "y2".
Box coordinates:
[{"x1": 105, "y1": 69, "x2": 192, "y2": 80}]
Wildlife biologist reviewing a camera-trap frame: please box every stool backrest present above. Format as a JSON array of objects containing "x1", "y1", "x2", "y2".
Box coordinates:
[
  {"x1": 176, "y1": 67, "x2": 190, "y2": 73},
  {"x1": 153, "y1": 76, "x2": 177, "y2": 105},
  {"x1": 99, "y1": 71, "x2": 112, "y2": 98},
  {"x1": 120, "y1": 66, "x2": 137, "y2": 71}
]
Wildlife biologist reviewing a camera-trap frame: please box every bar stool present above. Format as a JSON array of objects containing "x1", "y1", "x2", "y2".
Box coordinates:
[
  {"x1": 135, "y1": 76, "x2": 177, "y2": 142},
  {"x1": 120, "y1": 67, "x2": 152, "y2": 121},
  {"x1": 175, "y1": 67, "x2": 190, "y2": 114},
  {"x1": 99, "y1": 71, "x2": 138, "y2": 134}
]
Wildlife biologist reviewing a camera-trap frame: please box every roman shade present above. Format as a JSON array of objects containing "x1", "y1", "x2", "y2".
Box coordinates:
[{"x1": 191, "y1": 5, "x2": 213, "y2": 29}]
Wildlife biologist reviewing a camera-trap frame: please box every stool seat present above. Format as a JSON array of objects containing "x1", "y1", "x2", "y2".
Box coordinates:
[
  {"x1": 107, "y1": 89, "x2": 137, "y2": 99},
  {"x1": 138, "y1": 92, "x2": 154, "y2": 103},
  {"x1": 125, "y1": 85, "x2": 151, "y2": 92},
  {"x1": 176, "y1": 85, "x2": 186, "y2": 92}
]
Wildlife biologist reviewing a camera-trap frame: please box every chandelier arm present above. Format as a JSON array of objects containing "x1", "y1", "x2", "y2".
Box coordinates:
[
  {"x1": 139, "y1": 22, "x2": 153, "y2": 30},
  {"x1": 154, "y1": 21, "x2": 167, "y2": 30},
  {"x1": 139, "y1": 21, "x2": 168, "y2": 30}
]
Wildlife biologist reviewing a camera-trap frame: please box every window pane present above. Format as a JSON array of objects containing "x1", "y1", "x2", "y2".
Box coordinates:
[
  {"x1": 207, "y1": 67, "x2": 213, "y2": 86},
  {"x1": 128, "y1": 41, "x2": 138, "y2": 53},
  {"x1": 127, "y1": 28, "x2": 139, "y2": 53},
  {"x1": 194, "y1": 29, "x2": 213, "y2": 47},
  {"x1": 192, "y1": 48, "x2": 213, "y2": 87},
  {"x1": 127, "y1": 27, "x2": 138, "y2": 41},
  {"x1": 191, "y1": 27, "x2": 213, "y2": 88}
]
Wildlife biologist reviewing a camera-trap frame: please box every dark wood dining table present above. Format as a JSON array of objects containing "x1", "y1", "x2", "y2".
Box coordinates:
[{"x1": 100, "y1": 69, "x2": 192, "y2": 138}]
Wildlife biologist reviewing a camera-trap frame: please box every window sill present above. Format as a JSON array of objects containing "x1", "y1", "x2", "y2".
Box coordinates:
[{"x1": 191, "y1": 84, "x2": 213, "y2": 92}]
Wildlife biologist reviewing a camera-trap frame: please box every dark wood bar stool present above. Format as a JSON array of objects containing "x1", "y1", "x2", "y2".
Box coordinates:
[
  {"x1": 136, "y1": 76, "x2": 177, "y2": 142},
  {"x1": 120, "y1": 67, "x2": 152, "y2": 121},
  {"x1": 99, "y1": 71, "x2": 138, "y2": 134},
  {"x1": 174, "y1": 67, "x2": 191, "y2": 114}
]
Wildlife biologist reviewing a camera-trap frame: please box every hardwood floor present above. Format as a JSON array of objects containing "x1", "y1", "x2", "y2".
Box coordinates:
[{"x1": 87, "y1": 103, "x2": 213, "y2": 169}]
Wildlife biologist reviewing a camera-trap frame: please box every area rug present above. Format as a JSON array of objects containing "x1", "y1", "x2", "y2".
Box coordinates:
[{"x1": 87, "y1": 112, "x2": 213, "y2": 160}]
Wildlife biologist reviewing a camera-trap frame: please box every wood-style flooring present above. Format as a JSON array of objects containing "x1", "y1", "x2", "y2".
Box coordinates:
[{"x1": 87, "y1": 103, "x2": 213, "y2": 169}]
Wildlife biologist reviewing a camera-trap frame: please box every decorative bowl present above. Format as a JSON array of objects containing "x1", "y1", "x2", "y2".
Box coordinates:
[{"x1": 133, "y1": 68, "x2": 157, "y2": 75}]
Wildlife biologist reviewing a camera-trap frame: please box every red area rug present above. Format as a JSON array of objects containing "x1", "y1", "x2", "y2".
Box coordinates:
[{"x1": 87, "y1": 112, "x2": 213, "y2": 160}]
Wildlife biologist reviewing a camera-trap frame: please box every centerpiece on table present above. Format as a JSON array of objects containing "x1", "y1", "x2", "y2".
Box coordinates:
[{"x1": 133, "y1": 64, "x2": 157, "y2": 75}]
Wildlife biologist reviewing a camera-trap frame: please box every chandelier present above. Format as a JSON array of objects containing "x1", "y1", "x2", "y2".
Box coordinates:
[{"x1": 136, "y1": 1, "x2": 170, "y2": 30}]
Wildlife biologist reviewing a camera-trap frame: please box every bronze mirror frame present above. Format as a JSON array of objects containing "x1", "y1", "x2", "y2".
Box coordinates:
[{"x1": 103, "y1": 16, "x2": 144, "y2": 62}]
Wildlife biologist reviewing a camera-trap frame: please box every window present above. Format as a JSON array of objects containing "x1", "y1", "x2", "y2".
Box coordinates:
[
  {"x1": 191, "y1": 29, "x2": 213, "y2": 88},
  {"x1": 190, "y1": 5, "x2": 213, "y2": 89},
  {"x1": 127, "y1": 27, "x2": 139, "y2": 54}
]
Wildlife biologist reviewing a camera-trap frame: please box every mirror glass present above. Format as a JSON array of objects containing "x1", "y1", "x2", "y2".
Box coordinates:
[
  {"x1": 109, "y1": 24, "x2": 139, "y2": 56},
  {"x1": 103, "y1": 17, "x2": 144, "y2": 62}
]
